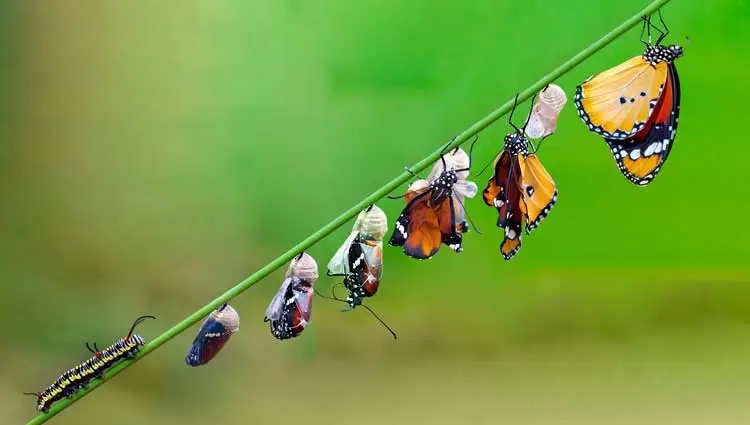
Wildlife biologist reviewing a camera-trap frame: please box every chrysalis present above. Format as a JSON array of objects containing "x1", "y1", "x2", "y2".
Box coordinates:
[
  {"x1": 185, "y1": 303, "x2": 240, "y2": 366},
  {"x1": 524, "y1": 84, "x2": 567, "y2": 140},
  {"x1": 264, "y1": 253, "x2": 318, "y2": 340}
]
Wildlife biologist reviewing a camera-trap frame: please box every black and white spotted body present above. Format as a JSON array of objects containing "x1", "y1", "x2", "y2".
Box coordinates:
[
  {"x1": 643, "y1": 44, "x2": 683, "y2": 66},
  {"x1": 429, "y1": 170, "x2": 458, "y2": 203},
  {"x1": 504, "y1": 133, "x2": 529, "y2": 157}
]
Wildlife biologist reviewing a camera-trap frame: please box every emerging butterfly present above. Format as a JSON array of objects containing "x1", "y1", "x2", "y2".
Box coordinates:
[
  {"x1": 185, "y1": 303, "x2": 239, "y2": 366},
  {"x1": 264, "y1": 252, "x2": 318, "y2": 340},
  {"x1": 482, "y1": 94, "x2": 558, "y2": 260},
  {"x1": 324, "y1": 204, "x2": 397, "y2": 339},
  {"x1": 328, "y1": 205, "x2": 387, "y2": 308},
  {"x1": 388, "y1": 144, "x2": 478, "y2": 260},
  {"x1": 574, "y1": 11, "x2": 682, "y2": 186}
]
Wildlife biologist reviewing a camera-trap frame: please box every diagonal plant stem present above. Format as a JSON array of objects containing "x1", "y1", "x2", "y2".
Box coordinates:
[{"x1": 27, "y1": 0, "x2": 672, "y2": 422}]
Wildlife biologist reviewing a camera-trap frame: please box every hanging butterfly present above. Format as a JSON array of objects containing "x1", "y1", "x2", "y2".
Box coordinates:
[
  {"x1": 574, "y1": 12, "x2": 682, "y2": 186},
  {"x1": 185, "y1": 303, "x2": 240, "y2": 366},
  {"x1": 324, "y1": 204, "x2": 397, "y2": 339},
  {"x1": 264, "y1": 252, "x2": 318, "y2": 340},
  {"x1": 388, "y1": 143, "x2": 478, "y2": 260},
  {"x1": 482, "y1": 94, "x2": 558, "y2": 260}
]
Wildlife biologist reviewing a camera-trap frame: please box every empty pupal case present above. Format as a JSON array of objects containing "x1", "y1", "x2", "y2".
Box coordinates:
[{"x1": 525, "y1": 84, "x2": 567, "y2": 139}]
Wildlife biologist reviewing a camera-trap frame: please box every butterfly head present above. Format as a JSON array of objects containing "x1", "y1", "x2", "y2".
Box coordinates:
[
  {"x1": 504, "y1": 132, "x2": 528, "y2": 156},
  {"x1": 644, "y1": 44, "x2": 683, "y2": 65},
  {"x1": 434, "y1": 170, "x2": 458, "y2": 189}
]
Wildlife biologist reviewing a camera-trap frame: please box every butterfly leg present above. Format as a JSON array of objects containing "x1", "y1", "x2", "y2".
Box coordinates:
[
  {"x1": 654, "y1": 8, "x2": 668, "y2": 44},
  {"x1": 508, "y1": 93, "x2": 522, "y2": 134}
]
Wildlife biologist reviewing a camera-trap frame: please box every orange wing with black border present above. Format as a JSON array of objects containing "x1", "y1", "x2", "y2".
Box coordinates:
[
  {"x1": 603, "y1": 63, "x2": 680, "y2": 186},
  {"x1": 517, "y1": 153, "x2": 557, "y2": 234}
]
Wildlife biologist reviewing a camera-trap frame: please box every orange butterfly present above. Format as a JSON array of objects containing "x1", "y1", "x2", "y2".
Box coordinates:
[
  {"x1": 388, "y1": 145, "x2": 478, "y2": 260},
  {"x1": 575, "y1": 12, "x2": 682, "y2": 186},
  {"x1": 483, "y1": 96, "x2": 557, "y2": 260}
]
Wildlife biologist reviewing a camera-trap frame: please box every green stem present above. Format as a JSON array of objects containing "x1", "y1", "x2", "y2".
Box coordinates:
[{"x1": 27, "y1": 0, "x2": 671, "y2": 423}]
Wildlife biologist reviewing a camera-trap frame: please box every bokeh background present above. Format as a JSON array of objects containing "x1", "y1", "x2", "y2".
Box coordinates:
[{"x1": 3, "y1": 1, "x2": 750, "y2": 423}]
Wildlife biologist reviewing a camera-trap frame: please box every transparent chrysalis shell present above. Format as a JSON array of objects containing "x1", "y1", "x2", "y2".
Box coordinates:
[
  {"x1": 525, "y1": 84, "x2": 567, "y2": 139},
  {"x1": 209, "y1": 304, "x2": 240, "y2": 333},
  {"x1": 353, "y1": 205, "x2": 388, "y2": 241},
  {"x1": 286, "y1": 252, "x2": 318, "y2": 283},
  {"x1": 428, "y1": 147, "x2": 471, "y2": 181}
]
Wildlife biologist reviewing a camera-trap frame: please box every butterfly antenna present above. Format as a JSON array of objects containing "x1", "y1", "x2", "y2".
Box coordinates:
[
  {"x1": 314, "y1": 285, "x2": 347, "y2": 304},
  {"x1": 126, "y1": 315, "x2": 156, "y2": 339},
  {"x1": 439, "y1": 136, "x2": 457, "y2": 157},
  {"x1": 94, "y1": 342, "x2": 101, "y2": 352},
  {"x1": 530, "y1": 135, "x2": 549, "y2": 154},
  {"x1": 360, "y1": 304, "x2": 398, "y2": 340},
  {"x1": 23, "y1": 392, "x2": 39, "y2": 397},
  {"x1": 85, "y1": 342, "x2": 97, "y2": 354},
  {"x1": 465, "y1": 134, "x2": 480, "y2": 171},
  {"x1": 454, "y1": 195, "x2": 482, "y2": 234},
  {"x1": 387, "y1": 192, "x2": 409, "y2": 200},
  {"x1": 473, "y1": 155, "x2": 496, "y2": 178}
]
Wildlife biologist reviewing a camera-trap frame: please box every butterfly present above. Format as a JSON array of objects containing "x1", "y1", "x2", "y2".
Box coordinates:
[
  {"x1": 574, "y1": 12, "x2": 682, "y2": 186},
  {"x1": 185, "y1": 303, "x2": 239, "y2": 366},
  {"x1": 324, "y1": 205, "x2": 397, "y2": 339},
  {"x1": 328, "y1": 205, "x2": 387, "y2": 308},
  {"x1": 264, "y1": 253, "x2": 318, "y2": 340},
  {"x1": 388, "y1": 145, "x2": 478, "y2": 260},
  {"x1": 482, "y1": 95, "x2": 557, "y2": 260}
]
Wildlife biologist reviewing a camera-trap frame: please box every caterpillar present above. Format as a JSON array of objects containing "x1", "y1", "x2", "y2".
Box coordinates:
[{"x1": 25, "y1": 315, "x2": 155, "y2": 413}]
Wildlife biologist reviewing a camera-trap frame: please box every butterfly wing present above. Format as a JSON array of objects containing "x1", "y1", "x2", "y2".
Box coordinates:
[
  {"x1": 575, "y1": 55, "x2": 668, "y2": 139},
  {"x1": 483, "y1": 151, "x2": 523, "y2": 260},
  {"x1": 604, "y1": 63, "x2": 680, "y2": 186},
  {"x1": 517, "y1": 153, "x2": 557, "y2": 234},
  {"x1": 264, "y1": 277, "x2": 293, "y2": 321},
  {"x1": 291, "y1": 277, "x2": 313, "y2": 332},
  {"x1": 389, "y1": 190, "x2": 442, "y2": 259},
  {"x1": 500, "y1": 169, "x2": 523, "y2": 261},
  {"x1": 345, "y1": 237, "x2": 383, "y2": 299},
  {"x1": 435, "y1": 193, "x2": 462, "y2": 252},
  {"x1": 327, "y1": 230, "x2": 358, "y2": 276}
]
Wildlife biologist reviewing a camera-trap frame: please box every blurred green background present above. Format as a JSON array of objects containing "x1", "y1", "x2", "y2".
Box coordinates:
[{"x1": 2, "y1": 1, "x2": 750, "y2": 424}]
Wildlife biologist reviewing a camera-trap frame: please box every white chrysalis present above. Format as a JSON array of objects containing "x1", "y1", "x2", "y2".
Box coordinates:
[{"x1": 525, "y1": 84, "x2": 567, "y2": 139}]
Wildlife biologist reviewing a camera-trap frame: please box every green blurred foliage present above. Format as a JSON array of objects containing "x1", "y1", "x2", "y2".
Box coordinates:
[{"x1": 1, "y1": 0, "x2": 749, "y2": 423}]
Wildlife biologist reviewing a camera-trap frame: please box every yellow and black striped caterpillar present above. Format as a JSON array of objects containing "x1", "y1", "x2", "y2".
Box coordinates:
[{"x1": 24, "y1": 315, "x2": 154, "y2": 413}]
